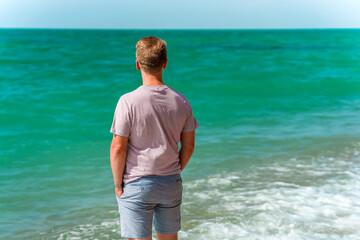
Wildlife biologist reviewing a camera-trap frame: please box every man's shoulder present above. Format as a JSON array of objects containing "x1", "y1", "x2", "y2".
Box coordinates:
[
  {"x1": 119, "y1": 86, "x2": 143, "y2": 102},
  {"x1": 167, "y1": 86, "x2": 188, "y2": 102},
  {"x1": 119, "y1": 85, "x2": 190, "y2": 107}
]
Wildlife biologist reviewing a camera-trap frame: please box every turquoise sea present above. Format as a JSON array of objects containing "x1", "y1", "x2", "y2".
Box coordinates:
[{"x1": 1, "y1": 29, "x2": 360, "y2": 239}]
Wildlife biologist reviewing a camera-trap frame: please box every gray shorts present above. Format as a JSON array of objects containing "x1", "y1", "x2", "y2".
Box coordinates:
[{"x1": 115, "y1": 174, "x2": 183, "y2": 239}]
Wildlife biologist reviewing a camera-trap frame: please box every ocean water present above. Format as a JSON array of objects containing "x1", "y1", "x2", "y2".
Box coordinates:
[{"x1": 1, "y1": 29, "x2": 360, "y2": 240}]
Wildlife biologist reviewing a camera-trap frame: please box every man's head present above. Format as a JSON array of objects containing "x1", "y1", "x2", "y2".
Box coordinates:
[{"x1": 136, "y1": 36, "x2": 167, "y2": 74}]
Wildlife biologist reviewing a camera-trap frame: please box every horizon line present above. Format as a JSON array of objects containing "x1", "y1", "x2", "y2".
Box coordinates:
[{"x1": 1, "y1": 27, "x2": 360, "y2": 31}]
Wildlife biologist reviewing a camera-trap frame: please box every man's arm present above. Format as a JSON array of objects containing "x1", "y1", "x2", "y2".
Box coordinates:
[
  {"x1": 179, "y1": 130, "x2": 195, "y2": 172},
  {"x1": 110, "y1": 134, "x2": 128, "y2": 197}
]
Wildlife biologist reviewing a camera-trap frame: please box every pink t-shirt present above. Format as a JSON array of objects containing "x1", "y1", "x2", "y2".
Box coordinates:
[{"x1": 110, "y1": 85, "x2": 199, "y2": 184}]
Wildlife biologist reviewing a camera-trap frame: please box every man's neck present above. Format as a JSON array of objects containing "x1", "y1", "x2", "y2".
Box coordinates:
[{"x1": 141, "y1": 71, "x2": 165, "y2": 86}]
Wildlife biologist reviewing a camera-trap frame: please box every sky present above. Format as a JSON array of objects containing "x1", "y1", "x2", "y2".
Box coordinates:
[{"x1": 1, "y1": 0, "x2": 360, "y2": 29}]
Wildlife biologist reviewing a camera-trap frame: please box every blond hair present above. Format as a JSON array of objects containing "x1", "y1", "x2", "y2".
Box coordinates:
[{"x1": 136, "y1": 36, "x2": 167, "y2": 73}]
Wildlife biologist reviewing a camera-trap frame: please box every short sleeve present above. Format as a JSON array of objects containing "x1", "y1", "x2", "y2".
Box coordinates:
[
  {"x1": 182, "y1": 102, "x2": 199, "y2": 133},
  {"x1": 110, "y1": 96, "x2": 131, "y2": 137}
]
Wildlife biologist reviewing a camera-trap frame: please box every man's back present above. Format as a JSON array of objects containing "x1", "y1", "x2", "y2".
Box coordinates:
[{"x1": 110, "y1": 84, "x2": 199, "y2": 184}]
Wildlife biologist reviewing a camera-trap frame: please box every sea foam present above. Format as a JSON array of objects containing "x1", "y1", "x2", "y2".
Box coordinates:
[{"x1": 179, "y1": 147, "x2": 360, "y2": 240}]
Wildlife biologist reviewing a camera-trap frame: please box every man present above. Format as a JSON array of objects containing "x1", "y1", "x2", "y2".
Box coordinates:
[{"x1": 110, "y1": 36, "x2": 199, "y2": 240}]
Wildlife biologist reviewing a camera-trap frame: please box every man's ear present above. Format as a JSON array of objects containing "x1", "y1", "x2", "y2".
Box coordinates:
[
  {"x1": 136, "y1": 60, "x2": 141, "y2": 70},
  {"x1": 163, "y1": 59, "x2": 168, "y2": 69}
]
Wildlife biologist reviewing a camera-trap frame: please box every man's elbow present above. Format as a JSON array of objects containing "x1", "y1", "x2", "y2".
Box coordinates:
[
  {"x1": 183, "y1": 144, "x2": 195, "y2": 153},
  {"x1": 110, "y1": 142, "x2": 127, "y2": 154},
  {"x1": 110, "y1": 135, "x2": 129, "y2": 153},
  {"x1": 110, "y1": 142, "x2": 127, "y2": 153}
]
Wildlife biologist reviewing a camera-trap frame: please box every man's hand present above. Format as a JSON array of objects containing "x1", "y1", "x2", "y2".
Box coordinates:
[{"x1": 115, "y1": 186, "x2": 124, "y2": 198}]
